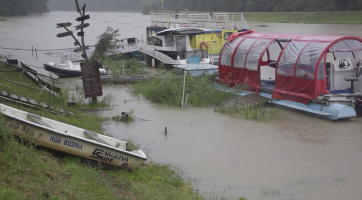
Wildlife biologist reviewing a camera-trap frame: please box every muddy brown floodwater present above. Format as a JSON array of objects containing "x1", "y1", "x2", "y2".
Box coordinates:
[{"x1": 1, "y1": 11, "x2": 362, "y2": 200}]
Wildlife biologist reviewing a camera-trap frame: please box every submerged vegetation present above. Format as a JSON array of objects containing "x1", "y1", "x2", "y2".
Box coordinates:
[
  {"x1": 131, "y1": 73, "x2": 237, "y2": 107},
  {"x1": 112, "y1": 108, "x2": 135, "y2": 123},
  {"x1": 132, "y1": 72, "x2": 277, "y2": 121}
]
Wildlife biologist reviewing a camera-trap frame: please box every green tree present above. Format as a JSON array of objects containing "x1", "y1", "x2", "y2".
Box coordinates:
[{"x1": 142, "y1": 2, "x2": 150, "y2": 15}]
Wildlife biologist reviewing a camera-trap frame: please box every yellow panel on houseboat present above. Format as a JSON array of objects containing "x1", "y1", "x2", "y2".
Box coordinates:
[{"x1": 193, "y1": 30, "x2": 237, "y2": 55}]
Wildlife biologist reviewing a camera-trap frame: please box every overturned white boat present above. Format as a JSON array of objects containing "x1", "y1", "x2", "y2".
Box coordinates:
[{"x1": 0, "y1": 103, "x2": 147, "y2": 170}]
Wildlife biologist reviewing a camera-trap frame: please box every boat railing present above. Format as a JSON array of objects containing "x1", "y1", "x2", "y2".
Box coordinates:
[{"x1": 150, "y1": 12, "x2": 249, "y2": 30}]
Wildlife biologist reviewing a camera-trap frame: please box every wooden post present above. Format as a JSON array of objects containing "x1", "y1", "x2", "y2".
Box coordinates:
[
  {"x1": 35, "y1": 48, "x2": 38, "y2": 58},
  {"x1": 32, "y1": 46, "x2": 33, "y2": 56}
]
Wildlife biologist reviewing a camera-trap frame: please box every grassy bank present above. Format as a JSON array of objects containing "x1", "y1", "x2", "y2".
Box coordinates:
[
  {"x1": 0, "y1": 16, "x2": 5, "y2": 21},
  {"x1": 0, "y1": 62, "x2": 207, "y2": 199},
  {"x1": 0, "y1": 126, "x2": 204, "y2": 199},
  {"x1": 243, "y1": 11, "x2": 362, "y2": 24}
]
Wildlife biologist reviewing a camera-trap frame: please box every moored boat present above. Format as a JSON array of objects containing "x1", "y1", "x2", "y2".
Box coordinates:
[
  {"x1": 141, "y1": 12, "x2": 250, "y2": 67},
  {"x1": 216, "y1": 31, "x2": 362, "y2": 120},
  {"x1": 0, "y1": 103, "x2": 147, "y2": 170},
  {"x1": 5, "y1": 56, "x2": 19, "y2": 65},
  {"x1": 44, "y1": 60, "x2": 108, "y2": 78}
]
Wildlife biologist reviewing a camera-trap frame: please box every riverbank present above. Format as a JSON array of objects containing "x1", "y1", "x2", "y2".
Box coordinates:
[
  {"x1": 244, "y1": 11, "x2": 362, "y2": 24},
  {"x1": 0, "y1": 62, "x2": 207, "y2": 200}
]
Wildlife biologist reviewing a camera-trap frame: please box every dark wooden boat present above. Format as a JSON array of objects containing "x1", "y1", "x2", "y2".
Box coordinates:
[
  {"x1": 20, "y1": 62, "x2": 61, "y2": 93},
  {"x1": 5, "y1": 56, "x2": 19, "y2": 65}
]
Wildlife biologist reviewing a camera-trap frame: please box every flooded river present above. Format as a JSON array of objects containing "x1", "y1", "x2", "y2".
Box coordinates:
[{"x1": 1, "y1": 11, "x2": 362, "y2": 200}]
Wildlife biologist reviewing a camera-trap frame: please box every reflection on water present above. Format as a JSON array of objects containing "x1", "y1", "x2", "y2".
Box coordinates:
[{"x1": 1, "y1": 12, "x2": 362, "y2": 200}]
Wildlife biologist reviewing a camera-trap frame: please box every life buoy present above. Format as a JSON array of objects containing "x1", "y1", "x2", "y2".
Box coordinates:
[{"x1": 199, "y1": 41, "x2": 208, "y2": 51}]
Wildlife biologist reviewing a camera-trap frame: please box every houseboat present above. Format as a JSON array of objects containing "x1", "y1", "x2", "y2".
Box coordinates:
[{"x1": 217, "y1": 31, "x2": 362, "y2": 120}]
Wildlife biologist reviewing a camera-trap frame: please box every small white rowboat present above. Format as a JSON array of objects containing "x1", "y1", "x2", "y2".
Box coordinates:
[{"x1": 0, "y1": 103, "x2": 147, "y2": 170}]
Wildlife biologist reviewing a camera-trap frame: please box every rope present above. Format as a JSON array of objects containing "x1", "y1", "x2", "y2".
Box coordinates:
[
  {"x1": 0, "y1": 45, "x2": 95, "y2": 52},
  {"x1": 0, "y1": 37, "x2": 135, "y2": 52}
]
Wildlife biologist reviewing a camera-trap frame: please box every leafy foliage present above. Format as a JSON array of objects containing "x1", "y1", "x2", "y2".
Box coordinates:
[
  {"x1": 0, "y1": 0, "x2": 49, "y2": 16},
  {"x1": 144, "y1": 0, "x2": 362, "y2": 12},
  {"x1": 142, "y1": 2, "x2": 150, "y2": 15},
  {"x1": 91, "y1": 27, "x2": 121, "y2": 60}
]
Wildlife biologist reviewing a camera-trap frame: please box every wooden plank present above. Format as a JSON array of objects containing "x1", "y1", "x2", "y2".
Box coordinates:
[
  {"x1": 74, "y1": 23, "x2": 90, "y2": 30},
  {"x1": 57, "y1": 31, "x2": 73, "y2": 38},
  {"x1": 56, "y1": 22, "x2": 72, "y2": 28},
  {"x1": 84, "y1": 130, "x2": 110, "y2": 145}
]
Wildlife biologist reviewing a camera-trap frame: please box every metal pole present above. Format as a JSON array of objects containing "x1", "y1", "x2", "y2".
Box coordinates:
[
  {"x1": 185, "y1": 92, "x2": 189, "y2": 108},
  {"x1": 181, "y1": 70, "x2": 186, "y2": 109},
  {"x1": 123, "y1": 61, "x2": 125, "y2": 76}
]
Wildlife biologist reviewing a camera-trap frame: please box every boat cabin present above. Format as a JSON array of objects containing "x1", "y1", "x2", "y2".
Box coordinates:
[
  {"x1": 142, "y1": 27, "x2": 212, "y2": 65},
  {"x1": 146, "y1": 28, "x2": 205, "y2": 60},
  {"x1": 218, "y1": 31, "x2": 362, "y2": 104}
]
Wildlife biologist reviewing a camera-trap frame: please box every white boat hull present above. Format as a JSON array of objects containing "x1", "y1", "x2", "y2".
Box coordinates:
[{"x1": 0, "y1": 104, "x2": 147, "y2": 170}]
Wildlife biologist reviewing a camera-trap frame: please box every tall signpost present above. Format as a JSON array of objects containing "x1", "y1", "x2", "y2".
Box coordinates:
[{"x1": 55, "y1": 0, "x2": 102, "y2": 103}]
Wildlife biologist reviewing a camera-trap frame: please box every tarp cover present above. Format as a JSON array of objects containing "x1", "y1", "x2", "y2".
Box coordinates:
[
  {"x1": 156, "y1": 28, "x2": 204, "y2": 36},
  {"x1": 218, "y1": 31, "x2": 362, "y2": 104}
]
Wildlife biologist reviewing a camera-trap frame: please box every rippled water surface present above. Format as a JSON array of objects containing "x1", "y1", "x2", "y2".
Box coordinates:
[{"x1": 1, "y1": 11, "x2": 362, "y2": 200}]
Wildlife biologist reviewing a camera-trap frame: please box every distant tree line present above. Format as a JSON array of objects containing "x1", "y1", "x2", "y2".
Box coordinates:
[
  {"x1": 47, "y1": 0, "x2": 143, "y2": 11},
  {"x1": 0, "y1": 0, "x2": 49, "y2": 16},
  {"x1": 146, "y1": 0, "x2": 362, "y2": 12}
]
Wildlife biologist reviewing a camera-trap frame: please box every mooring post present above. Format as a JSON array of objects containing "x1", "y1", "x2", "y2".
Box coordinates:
[
  {"x1": 165, "y1": 127, "x2": 167, "y2": 135},
  {"x1": 123, "y1": 61, "x2": 125, "y2": 76},
  {"x1": 32, "y1": 46, "x2": 33, "y2": 56},
  {"x1": 35, "y1": 48, "x2": 38, "y2": 58},
  {"x1": 185, "y1": 92, "x2": 189, "y2": 108},
  {"x1": 181, "y1": 70, "x2": 186, "y2": 109}
]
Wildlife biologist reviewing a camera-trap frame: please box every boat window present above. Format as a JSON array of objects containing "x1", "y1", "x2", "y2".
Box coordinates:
[
  {"x1": 267, "y1": 41, "x2": 282, "y2": 61},
  {"x1": 220, "y1": 37, "x2": 243, "y2": 67},
  {"x1": 262, "y1": 51, "x2": 268, "y2": 62},
  {"x1": 147, "y1": 37, "x2": 162, "y2": 47},
  {"x1": 296, "y1": 42, "x2": 330, "y2": 79},
  {"x1": 234, "y1": 38, "x2": 257, "y2": 68},
  {"x1": 223, "y1": 32, "x2": 233, "y2": 40},
  {"x1": 147, "y1": 37, "x2": 156, "y2": 45},
  {"x1": 278, "y1": 41, "x2": 308, "y2": 76},
  {"x1": 165, "y1": 36, "x2": 175, "y2": 47},
  {"x1": 330, "y1": 39, "x2": 362, "y2": 59},
  {"x1": 154, "y1": 38, "x2": 162, "y2": 47},
  {"x1": 317, "y1": 55, "x2": 326, "y2": 80},
  {"x1": 245, "y1": 39, "x2": 271, "y2": 71}
]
